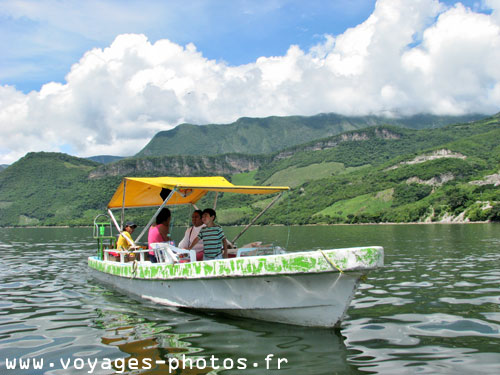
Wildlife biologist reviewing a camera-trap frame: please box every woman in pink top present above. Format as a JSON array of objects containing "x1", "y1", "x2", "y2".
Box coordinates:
[{"x1": 148, "y1": 208, "x2": 171, "y2": 262}]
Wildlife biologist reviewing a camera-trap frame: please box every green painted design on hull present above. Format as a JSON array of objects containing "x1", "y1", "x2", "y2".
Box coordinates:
[
  {"x1": 88, "y1": 246, "x2": 383, "y2": 281},
  {"x1": 354, "y1": 247, "x2": 381, "y2": 265}
]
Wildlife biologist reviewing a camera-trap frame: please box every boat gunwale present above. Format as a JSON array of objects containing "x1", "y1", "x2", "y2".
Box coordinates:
[
  {"x1": 88, "y1": 246, "x2": 384, "y2": 281},
  {"x1": 88, "y1": 260, "x2": 368, "y2": 281}
]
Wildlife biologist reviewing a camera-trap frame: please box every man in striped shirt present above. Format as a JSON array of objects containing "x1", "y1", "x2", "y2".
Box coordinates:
[{"x1": 187, "y1": 208, "x2": 228, "y2": 260}]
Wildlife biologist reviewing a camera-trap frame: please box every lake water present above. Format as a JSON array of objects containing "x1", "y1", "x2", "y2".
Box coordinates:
[{"x1": 0, "y1": 224, "x2": 499, "y2": 374}]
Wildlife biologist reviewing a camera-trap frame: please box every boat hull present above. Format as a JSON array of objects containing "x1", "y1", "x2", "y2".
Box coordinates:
[
  {"x1": 89, "y1": 268, "x2": 361, "y2": 327},
  {"x1": 88, "y1": 246, "x2": 383, "y2": 328}
]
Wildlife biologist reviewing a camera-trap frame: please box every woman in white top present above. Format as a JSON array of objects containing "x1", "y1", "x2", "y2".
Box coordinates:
[{"x1": 179, "y1": 210, "x2": 205, "y2": 260}]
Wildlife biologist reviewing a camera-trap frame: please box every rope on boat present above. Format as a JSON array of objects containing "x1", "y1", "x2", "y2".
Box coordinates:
[
  {"x1": 131, "y1": 259, "x2": 138, "y2": 277},
  {"x1": 319, "y1": 250, "x2": 344, "y2": 274}
]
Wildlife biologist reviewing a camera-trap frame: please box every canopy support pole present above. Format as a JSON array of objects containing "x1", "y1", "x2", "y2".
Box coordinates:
[
  {"x1": 108, "y1": 209, "x2": 121, "y2": 233},
  {"x1": 109, "y1": 207, "x2": 136, "y2": 249},
  {"x1": 213, "y1": 192, "x2": 218, "y2": 210},
  {"x1": 231, "y1": 192, "x2": 283, "y2": 245},
  {"x1": 120, "y1": 179, "x2": 127, "y2": 230},
  {"x1": 135, "y1": 188, "x2": 176, "y2": 243}
]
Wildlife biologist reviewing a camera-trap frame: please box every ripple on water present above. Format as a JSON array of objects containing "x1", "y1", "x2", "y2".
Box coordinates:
[
  {"x1": 1, "y1": 226, "x2": 500, "y2": 375},
  {"x1": 411, "y1": 314, "x2": 500, "y2": 337},
  {"x1": 343, "y1": 232, "x2": 500, "y2": 374},
  {"x1": 344, "y1": 312, "x2": 500, "y2": 374}
]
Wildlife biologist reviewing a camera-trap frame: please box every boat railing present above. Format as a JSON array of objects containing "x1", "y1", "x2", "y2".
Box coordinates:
[
  {"x1": 103, "y1": 248, "x2": 150, "y2": 263},
  {"x1": 101, "y1": 244, "x2": 286, "y2": 264},
  {"x1": 101, "y1": 245, "x2": 194, "y2": 264}
]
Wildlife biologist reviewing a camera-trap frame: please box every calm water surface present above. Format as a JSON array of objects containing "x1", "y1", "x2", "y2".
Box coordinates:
[{"x1": 0, "y1": 224, "x2": 499, "y2": 374}]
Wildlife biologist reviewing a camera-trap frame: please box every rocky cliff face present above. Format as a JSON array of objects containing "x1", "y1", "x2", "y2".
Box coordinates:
[
  {"x1": 386, "y1": 149, "x2": 467, "y2": 171},
  {"x1": 274, "y1": 127, "x2": 403, "y2": 160},
  {"x1": 88, "y1": 154, "x2": 267, "y2": 179}
]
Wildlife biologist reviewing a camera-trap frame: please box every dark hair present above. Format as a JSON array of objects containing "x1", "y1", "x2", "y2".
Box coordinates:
[
  {"x1": 156, "y1": 207, "x2": 171, "y2": 225},
  {"x1": 122, "y1": 221, "x2": 137, "y2": 231},
  {"x1": 193, "y1": 209, "x2": 203, "y2": 218},
  {"x1": 202, "y1": 208, "x2": 216, "y2": 219}
]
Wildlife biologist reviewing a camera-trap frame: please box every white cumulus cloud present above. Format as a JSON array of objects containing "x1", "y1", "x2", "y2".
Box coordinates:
[{"x1": 1, "y1": 0, "x2": 500, "y2": 164}]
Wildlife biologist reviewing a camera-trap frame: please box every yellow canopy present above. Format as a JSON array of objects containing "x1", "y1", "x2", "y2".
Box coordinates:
[{"x1": 107, "y1": 176, "x2": 290, "y2": 209}]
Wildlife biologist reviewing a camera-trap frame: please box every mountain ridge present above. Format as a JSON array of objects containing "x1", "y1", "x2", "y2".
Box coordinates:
[{"x1": 137, "y1": 112, "x2": 485, "y2": 157}]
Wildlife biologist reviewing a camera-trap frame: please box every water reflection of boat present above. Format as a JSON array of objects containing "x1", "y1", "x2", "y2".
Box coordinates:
[
  {"x1": 93, "y1": 306, "x2": 355, "y2": 375},
  {"x1": 88, "y1": 176, "x2": 384, "y2": 328},
  {"x1": 95, "y1": 308, "x2": 213, "y2": 374},
  {"x1": 185, "y1": 316, "x2": 356, "y2": 374}
]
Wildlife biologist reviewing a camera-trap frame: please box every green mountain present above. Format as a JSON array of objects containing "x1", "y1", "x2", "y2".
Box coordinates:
[
  {"x1": 137, "y1": 113, "x2": 484, "y2": 157},
  {"x1": 0, "y1": 152, "x2": 119, "y2": 226},
  {"x1": 253, "y1": 118, "x2": 498, "y2": 184},
  {"x1": 247, "y1": 115, "x2": 500, "y2": 224},
  {"x1": 0, "y1": 164, "x2": 8, "y2": 172},
  {"x1": 0, "y1": 115, "x2": 498, "y2": 227}
]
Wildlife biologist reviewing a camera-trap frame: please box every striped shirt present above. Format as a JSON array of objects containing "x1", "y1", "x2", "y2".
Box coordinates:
[{"x1": 198, "y1": 226, "x2": 225, "y2": 260}]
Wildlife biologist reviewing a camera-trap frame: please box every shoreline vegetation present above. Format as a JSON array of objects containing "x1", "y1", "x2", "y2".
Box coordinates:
[{"x1": 2, "y1": 220, "x2": 495, "y2": 229}]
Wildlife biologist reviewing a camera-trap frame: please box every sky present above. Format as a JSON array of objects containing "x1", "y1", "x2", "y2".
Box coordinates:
[{"x1": 0, "y1": 0, "x2": 499, "y2": 164}]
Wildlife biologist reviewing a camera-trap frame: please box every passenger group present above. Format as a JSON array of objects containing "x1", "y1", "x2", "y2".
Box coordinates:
[{"x1": 116, "y1": 207, "x2": 228, "y2": 262}]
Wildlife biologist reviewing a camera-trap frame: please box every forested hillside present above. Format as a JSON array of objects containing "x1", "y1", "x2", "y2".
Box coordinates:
[
  {"x1": 0, "y1": 115, "x2": 498, "y2": 227},
  {"x1": 247, "y1": 115, "x2": 500, "y2": 224},
  {"x1": 253, "y1": 117, "x2": 499, "y2": 185},
  {"x1": 0, "y1": 153, "x2": 113, "y2": 226},
  {"x1": 137, "y1": 113, "x2": 483, "y2": 157}
]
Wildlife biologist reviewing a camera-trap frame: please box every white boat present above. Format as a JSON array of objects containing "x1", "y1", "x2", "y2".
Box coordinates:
[{"x1": 88, "y1": 176, "x2": 384, "y2": 328}]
